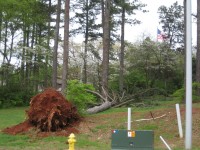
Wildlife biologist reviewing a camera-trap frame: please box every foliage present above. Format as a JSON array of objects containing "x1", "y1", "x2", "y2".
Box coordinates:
[
  {"x1": 0, "y1": 0, "x2": 187, "y2": 108},
  {"x1": 110, "y1": 0, "x2": 147, "y2": 41},
  {"x1": 172, "y1": 82, "x2": 200, "y2": 103},
  {"x1": 158, "y1": 1, "x2": 184, "y2": 49},
  {"x1": 0, "y1": 69, "x2": 36, "y2": 108},
  {"x1": 65, "y1": 80, "x2": 97, "y2": 113},
  {"x1": 109, "y1": 39, "x2": 184, "y2": 102},
  {"x1": 0, "y1": 0, "x2": 54, "y2": 108},
  {"x1": 70, "y1": 0, "x2": 101, "y2": 40},
  {"x1": 124, "y1": 39, "x2": 184, "y2": 94},
  {"x1": 124, "y1": 70, "x2": 146, "y2": 94},
  {"x1": 0, "y1": 84, "x2": 35, "y2": 108},
  {"x1": 112, "y1": 0, "x2": 147, "y2": 23}
]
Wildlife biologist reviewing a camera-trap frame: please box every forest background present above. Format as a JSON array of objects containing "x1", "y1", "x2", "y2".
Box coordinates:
[{"x1": 0, "y1": 0, "x2": 200, "y2": 112}]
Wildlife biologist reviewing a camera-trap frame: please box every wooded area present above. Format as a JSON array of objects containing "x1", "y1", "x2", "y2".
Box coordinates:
[{"x1": 0, "y1": 0, "x2": 200, "y2": 112}]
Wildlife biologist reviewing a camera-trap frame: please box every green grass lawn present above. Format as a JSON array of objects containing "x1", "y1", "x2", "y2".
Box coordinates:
[
  {"x1": 0, "y1": 101, "x2": 200, "y2": 150},
  {"x1": 0, "y1": 107, "x2": 109, "y2": 150}
]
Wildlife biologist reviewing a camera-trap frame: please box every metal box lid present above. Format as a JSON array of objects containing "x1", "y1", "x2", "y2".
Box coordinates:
[{"x1": 111, "y1": 130, "x2": 154, "y2": 150}]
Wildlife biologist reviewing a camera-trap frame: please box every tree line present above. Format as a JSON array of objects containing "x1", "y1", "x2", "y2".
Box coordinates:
[{"x1": 0, "y1": 0, "x2": 199, "y2": 109}]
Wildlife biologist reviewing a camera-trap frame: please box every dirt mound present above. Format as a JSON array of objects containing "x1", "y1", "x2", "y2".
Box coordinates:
[
  {"x1": 3, "y1": 88, "x2": 81, "y2": 135},
  {"x1": 3, "y1": 120, "x2": 33, "y2": 135}
]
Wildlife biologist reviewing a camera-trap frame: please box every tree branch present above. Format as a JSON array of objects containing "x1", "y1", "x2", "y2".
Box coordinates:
[{"x1": 85, "y1": 89, "x2": 106, "y2": 102}]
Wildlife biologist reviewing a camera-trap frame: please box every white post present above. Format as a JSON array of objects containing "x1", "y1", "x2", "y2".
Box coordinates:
[
  {"x1": 160, "y1": 136, "x2": 172, "y2": 150},
  {"x1": 127, "y1": 108, "x2": 131, "y2": 130},
  {"x1": 176, "y1": 104, "x2": 183, "y2": 138},
  {"x1": 185, "y1": 0, "x2": 192, "y2": 149}
]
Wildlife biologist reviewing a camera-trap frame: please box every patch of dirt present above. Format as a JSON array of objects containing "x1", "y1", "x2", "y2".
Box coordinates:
[
  {"x1": 3, "y1": 88, "x2": 81, "y2": 136},
  {"x1": 2, "y1": 120, "x2": 32, "y2": 135}
]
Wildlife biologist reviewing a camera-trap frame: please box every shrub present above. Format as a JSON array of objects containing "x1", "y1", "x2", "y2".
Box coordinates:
[
  {"x1": 172, "y1": 82, "x2": 200, "y2": 103},
  {"x1": 65, "y1": 80, "x2": 97, "y2": 114},
  {"x1": 0, "y1": 83, "x2": 35, "y2": 108}
]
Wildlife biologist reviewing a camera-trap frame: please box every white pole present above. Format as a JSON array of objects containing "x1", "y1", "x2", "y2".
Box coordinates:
[
  {"x1": 127, "y1": 108, "x2": 131, "y2": 130},
  {"x1": 176, "y1": 104, "x2": 183, "y2": 138},
  {"x1": 160, "y1": 136, "x2": 172, "y2": 150},
  {"x1": 185, "y1": 0, "x2": 192, "y2": 149}
]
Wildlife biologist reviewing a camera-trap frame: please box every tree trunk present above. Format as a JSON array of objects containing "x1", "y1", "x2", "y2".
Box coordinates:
[
  {"x1": 33, "y1": 25, "x2": 38, "y2": 93},
  {"x1": 25, "y1": 26, "x2": 30, "y2": 86},
  {"x1": 119, "y1": 5, "x2": 125, "y2": 94},
  {"x1": 0, "y1": 11, "x2": 2, "y2": 53},
  {"x1": 2, "y1": 19, "x2": 8, "y2": 87},
  {"x1": 30, "y1": 24, "x2": 35, "y2": 85},
  {"x1": 45, "y1": 0, "x2": 52, "y2": 88},
  {"x1": 102, "y1": 0, "x2": 111, "y2": 97},
  {"x1": 33, "y1": 52, "x2": 38, "y2": 92},
  {"x1": 0, "y1": 12, "x2": 2, "y2": 86},
  {"x1": 87, "y1": 101, "x2": 113, "y2": 114},
  {"x1": 3, "y1": 21, "x2": 8, "y2": 64},
  {"x1": 35, "y1": 26, "x2": 43, "y2": 93},
  {"x1": 83, "y1": 0, "x2": 89, "y2": 84},
  {"x1": 97, "y1": 61, "x2": 101, "y2": 92},
  {"x1": 196, "y1": 0, "x2": 200, "y2": 81},
  {"x1": 21, "y1": 24, "x2": 26, "y2": 84},
  {"x1": 8, "y1": 27, "x2": 15, "y2": 65},
  {"x1": 196, "y1": 0, "x2": 200, "y2": 95},
  {"x1": 52, "y1": 0, "x2": 61, "y2": 88},
  {"x1": 61, "y1": 0, "x2": 70, "y2": 94},
  {"x1": 101, "y1": 0, "x2": 104, "y2": 28}
]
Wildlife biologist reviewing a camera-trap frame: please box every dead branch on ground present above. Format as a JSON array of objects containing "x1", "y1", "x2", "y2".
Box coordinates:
[{"x1": 135, "y1": 114, "x2": 166, "y2": 122}]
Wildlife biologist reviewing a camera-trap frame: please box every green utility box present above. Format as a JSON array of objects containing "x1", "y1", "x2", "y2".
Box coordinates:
[{"x1": 111, "y1": 130, "x2": 154, "y2": 150}]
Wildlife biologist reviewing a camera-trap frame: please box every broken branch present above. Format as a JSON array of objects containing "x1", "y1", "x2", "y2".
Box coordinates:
[{"x1": 135, "y1": 114, "x2": 166, "y2": 122}]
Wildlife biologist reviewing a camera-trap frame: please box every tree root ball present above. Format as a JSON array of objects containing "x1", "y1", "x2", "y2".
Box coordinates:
[{"x1": 27, "y1": 88, "x2": 81, "y2": 132}]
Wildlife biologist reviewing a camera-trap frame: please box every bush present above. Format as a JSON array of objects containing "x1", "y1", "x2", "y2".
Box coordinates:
[
  {"x1": 172, "y1": 82, "x2": 200, "y2": 103},
  {"x1": 0, "y1": 83, "x2": 35, "y2": 108},
  {"x1": 65, "y1": 80, "x2": 97, "y2": 114},
  {"x1": 124, "y1": 70, "x2": 146, "y2": 94},
  {"x1": 172, "y1": 88, "x2": 185, "y2": 103}
]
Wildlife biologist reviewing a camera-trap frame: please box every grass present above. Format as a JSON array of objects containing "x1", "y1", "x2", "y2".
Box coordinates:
[
  {"x1": 0, "y1": 107, "x2": 109, "y2": 150},
  {"x1": 0, "y1": 107, "x2": 27, "y2": 129},
  {"x1": 0, "y1": 101, "x2": 200, "y2": 149},
  {"x1": 0, "y1": 107, "x2": 65, "y2": 150}
]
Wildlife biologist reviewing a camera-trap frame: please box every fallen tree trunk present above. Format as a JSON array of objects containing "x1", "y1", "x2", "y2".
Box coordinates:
[
  {"x1": 86, "y1": 101, "x2": 114, "y2": 114},
  {"x1": 86, "y1": 88, "x2": 117, "y2": 114},
  {"x1": 86, "y1": 87, "x2": 168, "y2": 114}
]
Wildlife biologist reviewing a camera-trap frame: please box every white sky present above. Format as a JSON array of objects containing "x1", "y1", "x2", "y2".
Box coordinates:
[{"x1": 125, "y1": 0, "x2": 197, "y2": 44}]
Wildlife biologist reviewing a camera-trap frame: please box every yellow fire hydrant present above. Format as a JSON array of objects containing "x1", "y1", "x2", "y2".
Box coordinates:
[{"x1": 68, "y1": 133, "x2": 76, "y2": 150}]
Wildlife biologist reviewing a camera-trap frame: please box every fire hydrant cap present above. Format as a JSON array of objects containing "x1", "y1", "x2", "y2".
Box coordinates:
[{"x1": 69, "y1": 133, "x2": 75, "y2": 138}]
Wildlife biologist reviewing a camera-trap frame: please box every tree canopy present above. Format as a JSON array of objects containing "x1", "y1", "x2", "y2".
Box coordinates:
[{"x1": 0, "y1": 0, "x2": 197, "y2": 109}]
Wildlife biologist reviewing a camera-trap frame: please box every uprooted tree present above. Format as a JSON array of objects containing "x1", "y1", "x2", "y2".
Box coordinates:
[
  {"x1": 86, "y1": 87, "x2": 125, "y2": 114},
  {"x1": 3, "y1": 88, "x2": 81, "y2": 134},
  {"x1": 27, "y1": 88, "x2": 81, "y2": 132},
  {"x1": 86, "y1": 87, "x2": 168, "y2": 114}
]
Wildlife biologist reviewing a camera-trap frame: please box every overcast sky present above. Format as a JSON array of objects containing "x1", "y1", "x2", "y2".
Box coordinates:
[{"x1": 125, "y1": 0, "x2": 197, "y2": 44}]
